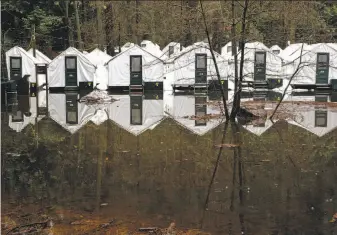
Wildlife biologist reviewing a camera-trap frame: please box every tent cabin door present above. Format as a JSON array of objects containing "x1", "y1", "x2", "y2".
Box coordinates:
[
  {"x1": 65, "y1": 92, "x2": 78, "y2": 124},
  {"x1": 314, "y1": 95, "x2": 328, "y2": 127},
  {"x1": 195, "y1": 96, "x2": 207, "y2": 126},
  {"x1": 254, "y1": 51, "x2": 267, "y2": 81},
  {"x1": 65, "y1": 56, "x2": 77, "y2": 87},
  {"x1": 316, "y1": 53, "x2": 329, "y2": 84},
  {"x1": 130, "y1": 95, "x2": 143, "y2": 125},
  {"x1": 10, "y1": 56, "x2": 22, "y2": 80},
  {"x1": 130, "y1": 56, "x2": 142, "y2": 86},
  {"x1": 195, "y1": 54, "x2": 207, "y2": 84}
]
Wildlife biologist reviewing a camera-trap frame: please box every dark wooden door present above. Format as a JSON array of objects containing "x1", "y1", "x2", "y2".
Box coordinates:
[
  {"x1": 65, "y1": 56, "x2": 77, "y2": 87},
  {"x1": 130, "y1": 56, "x2": 142, "y2": 86},
  {"x1": 130, "y1": 95, "x2": 143, "y2": 125},
  {"x1": 10, "y1": 57, "x2": 22, "y2": 81},
  {"x1": 254, "y1": 51, "x2": 266, "y2": 81},
  {"x1": 195, "y1": 54, "x2": 207, "y2": 84},
  {"x1": 316, "y1": 53, "x2": 329, "y2": 84}
]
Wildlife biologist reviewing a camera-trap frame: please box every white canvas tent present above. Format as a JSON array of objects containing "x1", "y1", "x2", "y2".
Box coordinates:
[
  {"x1": 270, "y1": 45, "x2": 282, "y2": 55},
  {"x1": 279, "y1": 43, "x2": 309, "y2": 62},
  {"x1": 85, "y1": 48, "x2": 113, "y2": 90},
  {"x1": 161, "y1": 42, "x2": 182, "y2": 60},
  {"x1": 227, "y1": 42, "x2": 283, "y2": 82},
  {"x1": 140, "y1": 40, "x2": 162, "y2": 57},
  {"x1": 48, "y1": 47, "x2": 96, "y2": 88},
  {"x1": 8, "y1": 91, "x2": 46, "y2": 132},
  {"x1": 105, "y1": 45, "x2": 164, "y2": 87},
  {"x1": 48, "y1": 93, "x2": 97, "y2": 134},
  {"x1": 27, "y1": 48, "x2": 52, "y2": 64},
  {"x1": 166, "y1": 95, "x2": 225, "y2": 136},
  {"x1": 221, "y1": 42, "x2": 238, "y2": 61},
  {"x1": 121, "y1": 42, "x2": 135, "y2": 52},
  {"x1": 5, "y1": 46, "x2": 43, "y2": 84},
  {"x1": 288, "y1": 106, "x2": 337, "y2": 137},
  {"x1": 282, "y1": 43, "x2": 337, "y2": 85},
  {"x1": 164, "y1": 42, "x2": 234, "y2": 90},
  {"x1": 108, "y1": 95, "x2": 165, "y2": 136}
]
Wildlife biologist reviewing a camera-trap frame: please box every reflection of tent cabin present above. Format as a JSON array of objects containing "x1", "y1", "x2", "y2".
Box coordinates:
[
  {"x1": 85, "y1": 48, "x2": 112, "y2": 89},
  {"x1": 5, "y1": 46, "x2": 48, "y2": 89},
  {"x1": 240, "y1": 119, "x2": 276, "y2": 136},
  {"x1": 161, "y1": 42, "x2": 182, "y2": 59},
  {"x1": 8, "y1": 91, "x2": 47, "y2": 132},
  {"x1": 164, "y1": 42, "x2": 233, "y2": 90},
  {"x1": 105, "y1": 45, "x2": 164, "y2": 89},
  {"x1": 167, "y1": 94, "x2": 225, "y2": 135},
  {"x1": 140, "y1": 40, "x2": 162, "y2": 58},
  {"x1": 48, "y1": 47, "x2": 96, "y2": 90},
  {"x1": 270, "y1": 45, "x2": 282, "y2": 55},
  {"x1": 227, "y1": 42, "x2": 283, "y2": 88},
  {"x1": 48, "y1": 92, "x2": 96, "y2": 133},
  {"x1": 283, "y1": 43, "x2": 337, "y2": 88},
  {"x1": 108, "y1": 94, "x2": 164, "y2": 136}
]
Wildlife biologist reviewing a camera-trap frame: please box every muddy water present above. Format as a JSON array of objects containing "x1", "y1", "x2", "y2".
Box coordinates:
[{"x1": 1, "y1": 91, "x2": 337, "y2": 234}]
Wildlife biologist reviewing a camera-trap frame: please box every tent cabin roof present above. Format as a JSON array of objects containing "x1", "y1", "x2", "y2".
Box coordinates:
[
  {"x1": 86, "y1": 48, "x2": 113, "y2": 66},
  {"x1": 49, "y1": 47, "x2": 96, "y2": 69},
  {"x1": 27, "y1": 48, "x2": 52, "y2": 64},
  {"x1": 105, "y1": 44, "x2": 164, "y2": 65},
  {"x1": 6, "y1": 46, "x2": 40, "y2": 64}
]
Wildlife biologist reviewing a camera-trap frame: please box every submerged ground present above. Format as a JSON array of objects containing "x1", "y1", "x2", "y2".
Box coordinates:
[{"x1": 1, "y1": 92, "x2": 337, "y2": 234}]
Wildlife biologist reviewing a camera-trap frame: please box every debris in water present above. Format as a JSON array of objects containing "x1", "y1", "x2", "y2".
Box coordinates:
[
  {"x1": 329, "y1": 213, "x2": 337, "y2": 223},
  {"x1": 79, "y1": 90, "x2": 118, "y2": 104}
]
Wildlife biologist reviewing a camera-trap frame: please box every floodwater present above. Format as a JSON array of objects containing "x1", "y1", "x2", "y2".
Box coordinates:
[{"x1": 1, "y1": 89, "x2": 337, "y2": 234}]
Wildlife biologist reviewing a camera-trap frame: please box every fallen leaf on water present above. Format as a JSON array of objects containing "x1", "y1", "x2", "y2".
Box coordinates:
[{"x1": 214, "y1": 143, "x2": 240, "y2": 148}]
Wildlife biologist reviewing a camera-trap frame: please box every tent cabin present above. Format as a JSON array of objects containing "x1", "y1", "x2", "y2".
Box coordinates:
[
  {"x1": 139, "y1": 40, "x2": 162, "y2": 58},
  {"x1": 270, "y1": 45, "x2": 282, "y2": 55},
  {"x1": 161, "y1": 42, "x2": 182, "y2": 60},
  {"x1": 105, "y1": 45, "x2": 164, "y2": 90},
  {"x1": 8, "y1": 90, "x2": 47, "y2": 132},
  {"x1": 283, "y1": 43, "x2": 337, "y2": 89},
  {"x1": 164, "y1": 42, "x2": 233, "y2": 91},
  {"x1": 5, "y1": 46, "x2": 48, "y2": 92},
  {"x1": 48, "y1": 92, "x2": 96, "y2": 134},
  {"x1": 108, "y1": 94, "x2": 165, "y2": 136},
  {"x1": 27, "y1": 48, "x2": 51, "y2": 88},
  {"x1": 48, "y1": 47, "x2": 96, "y2": 91},
  {"x1": 165, "y1": 94, "x2": 225, "y2": 136},
  {"x1": 227, "y1": 42, "x2": 283, "y2": 89},
  {"x1": 85, "y1": 48, "x2": 113, "y2": 90}
]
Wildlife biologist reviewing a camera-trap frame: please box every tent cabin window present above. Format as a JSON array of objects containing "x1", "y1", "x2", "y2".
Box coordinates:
[
  {"x1": 131, "y1": 56, "x2": 142, "y2": 72},
  {"x1": 65, "y1": 93, "x2": 78, "y2": 124},
  {"x1": 65, "y1": 56, "x2": 77, "y2": 87},
  {"x1": 255, "y1": 52, "x2": 266, "y2": 65},
  {"x1": 272, "y1": 50, "x2": 280, "y2": 55},
  {"x1": 141, "y1": 44, "x2": 146, "y2": 48},
  {"x1": 195, "y1": 96, "x2": 207, "y2": 126},
  {"x1": 169, "y1": 46, "x2": 174, "y2": 56},
  {"x1": 227, "y1": 46, "x2": 232, "y2": 53},
  {"x1": 315, "y1": 110, "x2": 327, "y2": 127},
  {"x1": 130, "y1": 96, "x2": 143, "y2": 125},
  {"x1": 9, "y1": 56, "x2": 22, "y2": 80},
  {"x1": 66, "y1": 57, "x2": 76, "y2": 69},
  {"x1": 196, "y1": 54, "x2": 207, "y2": 69}
]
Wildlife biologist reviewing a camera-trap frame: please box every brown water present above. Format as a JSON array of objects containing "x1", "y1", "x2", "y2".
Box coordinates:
[{"x1": 1, "y1": 91, "x2": 337, "y2": 234}]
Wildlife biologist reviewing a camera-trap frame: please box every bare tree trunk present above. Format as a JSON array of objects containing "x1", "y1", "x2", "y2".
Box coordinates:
[
  {"x1": 74, "y1": 1, "x2": 83, "y2": 50},
  {"x1": 230, "y1": 0, "x2": 249, "y2": 120},
  {"x1": 65, "y1": 0, "x2": 74, "y2": 47},
  {"x1": 96, "y1": 1, "x2": 105, "y2": 50},
  {"x1": 199, "y1": 0, "x2": 229, "y2": 120}
]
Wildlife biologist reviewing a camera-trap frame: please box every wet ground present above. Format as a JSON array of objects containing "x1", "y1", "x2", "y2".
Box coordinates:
[{"x1": 1, "y1": 89, "x2": 337, "y2": 234}]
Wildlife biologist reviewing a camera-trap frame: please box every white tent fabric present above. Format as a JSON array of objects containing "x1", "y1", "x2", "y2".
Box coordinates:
[
  {"x1": 270, "y1": 45, "x2": 282, "y2": 55},
  {"x1": 5, "y1": 46, "x2": 41, "y2": 83},
  {"x1": 106, "y1": 45, "x2": 164, "y2": 87},
  {"x1": 48, "y1": 93, "x2": 97, "y2": 134},
  {"x1": 283, "y1": 43, "x2": 337, "y2": 85},
  {"x1": 27, "y1": 48, "x2": 52, "y2": 64},
  {"x1": 289, "y1": 106, "x2": 337, "y2": 137},
  {"x1": 140, "y1": 40, "x2": 162, "y2": 58},
  {"x1": 167, "y1": 95, "x2": 225, "y2": 136},
  {"x1": 226, "y1": 42, "x2": 283, "y2": 82},
  {"x1": 164, "y1": 42, "x2": 234, "y2": 89},
  {"x1": 221, "y1": 41, "x2": 238, "y2": 61},
  {"x1": 48, "y1": 47, "x2": 96, "y2": 88},
  {"x1": 8, "y1": 96, "x2": 44, "y2": 132},
  {"x1": 90, "y1": 108, "x2": 109, "y2": 125},
  {"x1": 279, "y1": 43, "x2": 309, "y2": 62},
  {"x1": 108, "y1": 95, "x2": 165, "y2": 136},
  {"x1": 121, "y1": 42, "x2": 135, "y2": 52},
  {"x1": 161, "y1": 42, "x2": 181, "y2": 60},
  {"x1": 86, "y1": 48, "x2": 113, "y2": 90}
]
